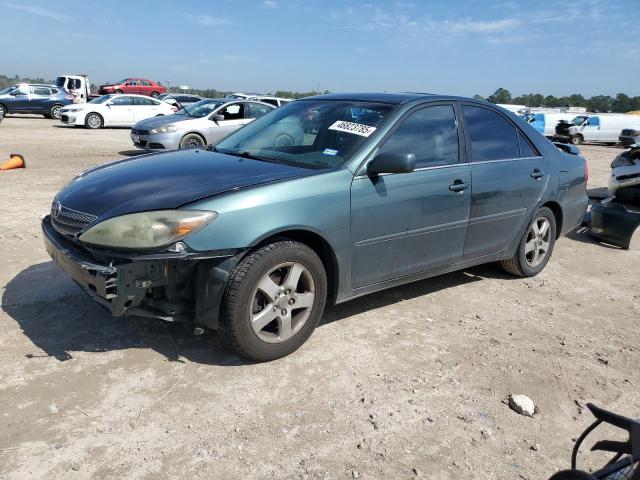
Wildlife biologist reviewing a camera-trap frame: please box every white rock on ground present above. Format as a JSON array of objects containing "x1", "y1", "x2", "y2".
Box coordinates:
[{"x1": 508, "y1": 394, "x2": 535, "y2": 417}]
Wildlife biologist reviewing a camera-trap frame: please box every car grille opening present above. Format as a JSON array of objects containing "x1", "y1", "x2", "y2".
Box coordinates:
[
  {"x1": 131, "y1": 128, "x2": 149, "y2": 135},
  {"x1": 51, "y1": 204, "x2": 97, "y2": 237},
  {"x1": 61, "y1": 115, "x2": 69, "y2": 122}
]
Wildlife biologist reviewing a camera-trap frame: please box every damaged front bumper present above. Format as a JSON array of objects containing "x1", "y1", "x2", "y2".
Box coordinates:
[{"x1": 42, "y1": 215, "x2": 244, "y2": 329}]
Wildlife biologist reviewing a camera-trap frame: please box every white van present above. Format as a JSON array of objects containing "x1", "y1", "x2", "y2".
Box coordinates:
[
  {"x1": 555, "y1": 114, "x2": 640, "y2": 145},
  {"x1": 528, "y1": 112, "x2": 576, "y2": 138}
]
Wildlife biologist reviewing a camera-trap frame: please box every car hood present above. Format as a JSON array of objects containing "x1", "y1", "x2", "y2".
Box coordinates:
[
  {"x1": 133, "y1": 113, "x2": 194, "y2": 130},
  {"x1": 54, "y1": 150, "x2": 316, "y2": 220}
]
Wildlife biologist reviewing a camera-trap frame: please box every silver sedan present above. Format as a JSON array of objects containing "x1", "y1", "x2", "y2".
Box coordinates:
[{"x1": 130, "y1": 99, "x2": 275, "y2": 150}]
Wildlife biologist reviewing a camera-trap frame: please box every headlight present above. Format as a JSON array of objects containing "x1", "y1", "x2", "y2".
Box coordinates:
[
  {"x1": 79, "y1": 210, "x2": 216, "y2": 249},
  {"x1": 149, "y1": 124, "x2": 179, "y2": 134}
]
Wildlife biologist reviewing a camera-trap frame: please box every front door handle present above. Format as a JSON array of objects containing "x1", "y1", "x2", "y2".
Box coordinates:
[
  {"x1": 449, "y1": 180, "x2": 469, "y2": 193},
  {"x1": 531, "y1": 169, "x2": 545, "y2": 180}
]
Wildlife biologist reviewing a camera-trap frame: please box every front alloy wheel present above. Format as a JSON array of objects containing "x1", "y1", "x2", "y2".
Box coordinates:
[
  {"x1": 220, "y1": 240, "x2": 327, "y2": 361},
  {"x1": 250, "y1": 262, "x2": 316, "y2": 343}
]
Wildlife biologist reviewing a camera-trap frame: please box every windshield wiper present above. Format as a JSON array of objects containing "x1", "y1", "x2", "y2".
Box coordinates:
[{"x1": 215, "y1": 148, "x2": 281, "y2": 164}]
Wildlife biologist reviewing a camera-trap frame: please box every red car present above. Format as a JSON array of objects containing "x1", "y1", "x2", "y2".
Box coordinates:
[{"x1": 98, "y1": 78, "x2": 167, "y2": 97}]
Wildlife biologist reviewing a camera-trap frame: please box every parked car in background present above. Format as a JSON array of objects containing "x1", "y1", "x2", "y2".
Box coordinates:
[
  {"x1": 130, "y1": 98, "x2": 274, "y2": 150},
  {"x1": 555, "y1": 114, "x2": 640, "y2": 145},
  {"x1": 246, "y1": 95, "x2": 292, "y2": 107},
  {"x1": 98, "y1": 78, "x2": 167, "y2": 97},
  {"x1": 157, "y1": 93, "x2": 203, "y2": 111},
  {"x1": 0, "y1": 84, "x2": 74, "y2": 119},
  {"x1": 226, "y1": 92, "x2": 260, "y2": 99},
  {"x1": 527, "y1": 112, "x2": 577, "y2": 138},
  {"x1": 619, "y1": 127, "x2": 640, "y2": 147},
  {"x1": 44, "y1": 93, "x2": 587, "y2": 361},
  {"x1": 59, "y1": 94, "x2": 174, "y2": 129}
]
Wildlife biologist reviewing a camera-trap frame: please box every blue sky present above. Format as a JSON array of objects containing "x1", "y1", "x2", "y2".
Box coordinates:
[{"x1": 1, "y1": 0, "x2": 638, "y2": 97}]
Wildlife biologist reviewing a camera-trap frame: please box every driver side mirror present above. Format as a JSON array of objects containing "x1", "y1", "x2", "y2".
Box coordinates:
[
  {"x1": 211, "y1": 114, "x2": 225, "y2": 123},
  {"x1": 368, "y1": 152, "x2": 416, "y2": 175}
]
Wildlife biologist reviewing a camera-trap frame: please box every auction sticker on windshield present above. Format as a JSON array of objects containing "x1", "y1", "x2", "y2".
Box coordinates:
[{"x1": 328, "y1": 120, "x2": 377, "y2": 137}]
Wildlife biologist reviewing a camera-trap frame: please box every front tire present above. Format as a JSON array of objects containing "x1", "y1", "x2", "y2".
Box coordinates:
[
  {"x1": 220, "y1": 240, "x2": 327, "y2": 361},
  {"x1": 150, "y1": 91, "x2": 160, "y2": 97},
  {"x1": 115, "y1": 89, "x2": 123, "y2": 94},
  {"x1": 85, "y1": 112, "x2": 103, "y2": 129},
  {"x1": 500, "y1": 207, "x2": 556, "y2": 277},
  {"x1": 570, "y1": 134, "x2": 583, "y2": 145},
  {"x1": 179, "y1": 133, "x2": 205, "y2": 149},
  {"x1": 50, "y1": 104, "x2": 62, "y2": 120},
  {"x1": 0, "y1": 104, "x2": 6, "y2": 117}
]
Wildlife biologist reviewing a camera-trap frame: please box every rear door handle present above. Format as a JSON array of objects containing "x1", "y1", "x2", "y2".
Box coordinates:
[
  {"x1": 531, "y1": 169, "x2": 545, "y2": 179},
  {"x1": 449, "y1": 180, "x2": 469, "y2": 192}
]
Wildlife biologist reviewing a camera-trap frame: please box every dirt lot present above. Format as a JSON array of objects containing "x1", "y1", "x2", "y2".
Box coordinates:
[{"x1": 0, "y1": 116, "x2": 638, "y2": 480}]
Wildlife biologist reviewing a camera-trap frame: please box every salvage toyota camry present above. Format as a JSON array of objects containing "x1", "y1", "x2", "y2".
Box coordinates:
[{"x1": 43, "y1": 93, "x2": 588, "y2": 361}]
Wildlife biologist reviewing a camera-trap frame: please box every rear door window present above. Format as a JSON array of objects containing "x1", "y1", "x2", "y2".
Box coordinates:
[
  {"x1": 517, "y1": 131, "x2": 539, "y2": 157},
  {"x1": 247, "y1": 102, "x2": 274, "y2": 119},
  {"x1": 377, "y1": 104, "x2": 459, "y2": 168},
  {"x1": 134, "y1": 97, "x2": 157, "y2": 106},
  {"x1": 462, "y1": 105, "x2": 519, "y2": 161},
  {"x1": 33, "y1": 87, "x2": 51, "y2": 96}
]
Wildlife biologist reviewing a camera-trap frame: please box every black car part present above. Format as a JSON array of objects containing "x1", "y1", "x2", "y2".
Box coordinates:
[{"x1": 548, "y1": 403, "x2": 639, "y2": 480}]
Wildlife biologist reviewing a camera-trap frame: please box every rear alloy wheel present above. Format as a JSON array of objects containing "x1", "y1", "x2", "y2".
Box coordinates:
[
  {"x1": 115, "y1": 89, "x2": 123, "y2": 94},
  {"x1": 570, "y1": 134, "x2": 583, "y2": 145},
  {"x1": 50, "y1": 104, "x2": 62, "y2": 120},
  {"x1": 500, "y1": 206, "x2": 556, "y2": 277},
  {"x1": 179, "y1": 133, "x2": 205, "y2": 149},
  {"x1": 85, "y1": 113, "x2": 103, "y2": 129},
  {"x1": 220, "y1": 240, "x2": 327, "y2": 361}
]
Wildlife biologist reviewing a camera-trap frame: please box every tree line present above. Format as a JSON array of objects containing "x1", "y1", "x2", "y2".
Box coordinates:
[{"x1": 477, "y1": 88, "x2": 640, "y2": 113}]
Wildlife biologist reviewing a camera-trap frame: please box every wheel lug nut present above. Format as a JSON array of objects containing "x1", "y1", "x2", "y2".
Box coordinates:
[
  {"x1": 285, "y1": 289, "x2": 290, "y2": 295},
  {"x1": 281, "y1": 309, "x2": 287, "y2": 315},
  {"x1": 273, "y1": 306, "x2": 277, "y2": 311},
  {"x1": 288, "y1": 298, "x2": 295, "y2": 305}
]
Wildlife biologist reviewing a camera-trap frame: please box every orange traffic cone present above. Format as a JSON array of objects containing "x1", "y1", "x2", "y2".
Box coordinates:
[{"x1": 0, "y1": 154, "x2": 25, "y2": 170}]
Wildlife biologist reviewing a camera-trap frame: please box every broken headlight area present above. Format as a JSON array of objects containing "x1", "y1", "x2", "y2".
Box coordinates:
[{"x1": 42, "y1": 215, "x2": 244, "y2": 330}]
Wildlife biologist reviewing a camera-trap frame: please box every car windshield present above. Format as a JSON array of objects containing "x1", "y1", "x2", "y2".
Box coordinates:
[
  {"x1": 88, "y1": 95, "x2": 113, "y2": 104},
  {"x1": 215, "y1": 99, "x2": 395, "y2": 169},
  {"x1": 0, "y1": 86, "x2": 15, "y2": 95},
  {"x1": 156, "y1": 93, "x2": 170, "y2": 100},
  {"x1": 571, "y1": 115, "x2": 588, "y2": 126},
  {"x1": 178, "y1": 99, "x2": 224, "y2": 118}
]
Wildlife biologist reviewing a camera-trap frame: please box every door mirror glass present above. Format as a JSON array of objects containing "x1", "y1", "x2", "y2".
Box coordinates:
[
  {"x1": 211, "y1": 114, "x2": 225, "y2": 122},
  {"x1": 368, "y1": 152, "x2": 416, "y2": 175}
]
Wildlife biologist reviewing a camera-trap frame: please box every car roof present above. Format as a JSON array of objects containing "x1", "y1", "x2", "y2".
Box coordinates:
[{"x1": 301, "y1": 92, "x2": 486, "y2": 105}]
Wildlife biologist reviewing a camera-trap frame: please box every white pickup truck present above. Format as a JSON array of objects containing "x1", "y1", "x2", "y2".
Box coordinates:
[{"x1": 54, "y1": 74, "x2": 98, "y2": 103}]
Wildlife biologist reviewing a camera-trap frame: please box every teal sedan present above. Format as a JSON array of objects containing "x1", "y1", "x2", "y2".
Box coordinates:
[{"x1": 43, "y1": 93, "x2": 588, "y2": 361}]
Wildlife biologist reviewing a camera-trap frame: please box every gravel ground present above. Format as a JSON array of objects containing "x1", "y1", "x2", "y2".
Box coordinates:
[{"x1": 0, "y1": 116, "x2": 638, "y2": 480}]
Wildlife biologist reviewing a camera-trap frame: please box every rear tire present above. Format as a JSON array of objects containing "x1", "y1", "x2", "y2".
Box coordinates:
[
  {"x1": 50, "y1": 104, "x2": 62, "y2": 120},
  {"x1": 85, "y1": 112, "x2": 103, "y2": 129},
  {"x1": 500, "y1": 207, "x2": 556, "y2": 277},
  {"x1": 151, "y1": 91, "x2": 160, "y2": 97},
  {"x1": 179, "y1": 133, "x2": 205, "y2": 149},
  {"x1": 570, "y1": 134, "x2": 583, "y2": 145},
  {"x1": 115, "y1": 89, "x2": 123, "y2": 94},
  {"x1": 0, "y1": 104, "x2": 6, "y2": 117},
  {"x1": 219, "y1": 240, "x2": 327, "y2": 361}
]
